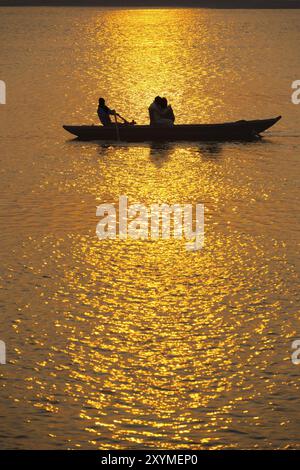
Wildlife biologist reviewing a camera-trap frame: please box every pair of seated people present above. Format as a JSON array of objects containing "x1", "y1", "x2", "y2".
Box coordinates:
[
  {"x1": 148, "y1": 96, "x2": 175, "y2": 127},
  {"x1": 97, "y1": 97, "x2": 175, "y2": 127}
]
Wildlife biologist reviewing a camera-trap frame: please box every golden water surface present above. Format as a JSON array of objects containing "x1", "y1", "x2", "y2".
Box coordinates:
[{"x1": 0, "y1": 7, "x2": 300, "y2": 449}]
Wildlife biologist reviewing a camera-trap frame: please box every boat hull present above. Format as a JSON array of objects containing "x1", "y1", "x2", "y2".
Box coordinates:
[{"x1": 63, "y1": 116, "x2": 281, "y2": 142}]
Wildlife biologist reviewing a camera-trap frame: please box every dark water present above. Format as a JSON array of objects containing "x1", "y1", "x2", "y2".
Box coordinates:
[{"x1": 0, "y1": 7, "x2": 300, "y2": 449}]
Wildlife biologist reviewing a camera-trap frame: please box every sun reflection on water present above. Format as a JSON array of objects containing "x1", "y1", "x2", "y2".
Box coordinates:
[{"x1": 1, "y1": 7, "x2": 300, "y2": 450}]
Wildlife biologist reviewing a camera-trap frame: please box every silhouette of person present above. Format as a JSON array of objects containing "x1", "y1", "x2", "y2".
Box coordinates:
[
  {"x1": 97, "y1": 98, "x2": 121, "y2": 126},
  {"x1": 148, "y1": 96, "x2": 175, "y2": 126}
]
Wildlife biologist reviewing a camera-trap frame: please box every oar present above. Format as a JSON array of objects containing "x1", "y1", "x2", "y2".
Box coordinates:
[
  {"x1": 117, "y1": 113, "x2": 136, "y2": 126},
  {"x1": 117, "y1": 113, "x2": 128, "y2": 124},
  {"x1": 114, "y1": 112, "x2": 120, "y2": 141}
]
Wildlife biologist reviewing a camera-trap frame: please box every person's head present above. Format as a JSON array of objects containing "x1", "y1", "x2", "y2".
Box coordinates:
[
  {"x1": 154, "y1": 96, "x2": 163, "y2": 107},
  {"x1": 99, "y1": 97, "x2": 105, "y2": 107},
  {"x1": 160, "y1": 97, "x2": 168, "y2": 109}
]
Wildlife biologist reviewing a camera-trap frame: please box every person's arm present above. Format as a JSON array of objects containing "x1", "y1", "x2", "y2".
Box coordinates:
[
  {"x1": 108, "y1": 108, "x2": 124, "y2": 121},
  {"x1": 169, "y1": 106, "x2": 175, "y2": 123},
  {"x1": 149, "y1": 107, "x2": 156, "y2": 125}
]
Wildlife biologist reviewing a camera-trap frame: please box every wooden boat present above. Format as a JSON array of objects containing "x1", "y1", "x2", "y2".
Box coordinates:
[{"x1": 63, "y1": 116, "x2": 281, "y2": 142}]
